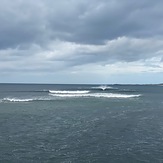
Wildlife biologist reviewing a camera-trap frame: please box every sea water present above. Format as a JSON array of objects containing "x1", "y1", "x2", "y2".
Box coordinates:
[{"x1": 0, "y1": 84, "x2": 163, "y2": 162}]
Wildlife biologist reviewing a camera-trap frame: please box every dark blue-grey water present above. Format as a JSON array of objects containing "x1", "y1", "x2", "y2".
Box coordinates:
[{"x1": 0, "y1": 84, "x2": 163, "y2": 162}]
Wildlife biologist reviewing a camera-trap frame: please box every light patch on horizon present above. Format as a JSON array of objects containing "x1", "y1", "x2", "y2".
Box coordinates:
[
  {"x1": 69, "y1": 57, "x2": 163, "y2": 75},
  {"x1": 1, "y1": 37, "x2": 163, "y2": 72}
]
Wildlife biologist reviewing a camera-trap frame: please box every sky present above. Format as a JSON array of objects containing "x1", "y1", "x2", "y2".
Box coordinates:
[{"x1": 0, "y1": 0, "x2": 163, "y2": 84}]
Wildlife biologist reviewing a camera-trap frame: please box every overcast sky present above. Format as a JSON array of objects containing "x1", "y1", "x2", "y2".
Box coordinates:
[{"x1": 0, "y1": 0, "x2": 163, "y2": 84}]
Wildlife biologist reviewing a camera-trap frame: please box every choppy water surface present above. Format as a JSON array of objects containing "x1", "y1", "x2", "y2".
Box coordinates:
[{"x1": 0, "y1": 84, "x2": 163, "y2": 162}]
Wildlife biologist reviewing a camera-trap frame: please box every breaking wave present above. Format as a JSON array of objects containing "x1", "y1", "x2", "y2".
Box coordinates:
[
  {"x1": 92, "y1": 85, "x2": 116, "y2": 90},
  {"x1": 2, "y1": 97, "x2": 55, "y2": 102},
  {"x1": 1, "y1": 90, "x2": 141, "y2": 103},
  {"x1": 3, "y1": 98, "x2": 34, "y2": 102},
  {"x1": 1, "y1": 93, "x2": 141, "y2": 103},
  {"x1": 49, "y1": 90, "x2": 90, "y2": 94},
  {"x1": 50, "y1": 93, "x2": 141, "y2": 98}
]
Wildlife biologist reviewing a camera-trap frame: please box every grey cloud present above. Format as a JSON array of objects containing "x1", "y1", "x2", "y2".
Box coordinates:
[
  {"x1": 31, "y1": 37, "x2": 162, "y2": 71},
  {"x1": 0, "y1": 0, "x2": 47, "y2": 49},
  {"x1": 1, "y1": 0, "x2": 163, "y2": 78},
  {"x1": 47, "y1": 0, "x2": 163, "y2": 44},
  {"x1": 1, "y1": 0, "x2": 163, "y2": 49}
]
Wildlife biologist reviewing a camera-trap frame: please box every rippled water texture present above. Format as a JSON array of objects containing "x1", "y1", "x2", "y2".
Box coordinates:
[{"x1": 0, "y1": 84, "x2": 163, "y2": 162}]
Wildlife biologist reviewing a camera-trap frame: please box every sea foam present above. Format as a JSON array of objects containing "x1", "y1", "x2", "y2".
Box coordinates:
[
  {"x1": 50, "y1": 93, "x2": 141, "y2": 98},
  {"x1": 3, "y1": 98, "x2": 34, "y2": 102}
]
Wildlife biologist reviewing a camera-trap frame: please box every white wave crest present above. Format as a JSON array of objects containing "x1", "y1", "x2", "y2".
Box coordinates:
[
  {"x1": 49, "y1": 90, "x2": 90, "y2": 94},
  {"x1": 50, "y1": 93, "x2": 141, "y2": 98},
  {"x1": 93, "y1": 93, "x2": 141, "y2": 98},
  {"x1": 92, "y1": 85, "x2": 115, "y2": 90},
  {"x1": 3, "y1": 98, "x2": 33, "y2": 102}
]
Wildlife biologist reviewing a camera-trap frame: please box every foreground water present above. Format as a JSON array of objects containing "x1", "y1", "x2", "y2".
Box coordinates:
[{"x1": 0, "y1": 84, "x2": 163, "y2": 163}]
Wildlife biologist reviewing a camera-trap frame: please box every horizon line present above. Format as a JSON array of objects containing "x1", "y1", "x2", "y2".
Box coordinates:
[{"x1": 0, "y1": 82, "x2": 162, "y2": 85}]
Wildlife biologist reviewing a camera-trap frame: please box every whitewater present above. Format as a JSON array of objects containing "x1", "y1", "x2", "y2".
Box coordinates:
[{"x1": 0, "y1": 84, "x2": 141, "y2": 103}]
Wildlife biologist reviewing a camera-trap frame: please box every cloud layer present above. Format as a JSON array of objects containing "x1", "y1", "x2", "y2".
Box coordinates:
[{"x1": 0, "y1": 0, "x2": 163, "y2": 83}]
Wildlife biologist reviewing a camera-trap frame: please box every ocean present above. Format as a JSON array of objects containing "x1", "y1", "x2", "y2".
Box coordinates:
[{"x1": 0, "y1": 83, "x2": 163, "y2": 163}]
